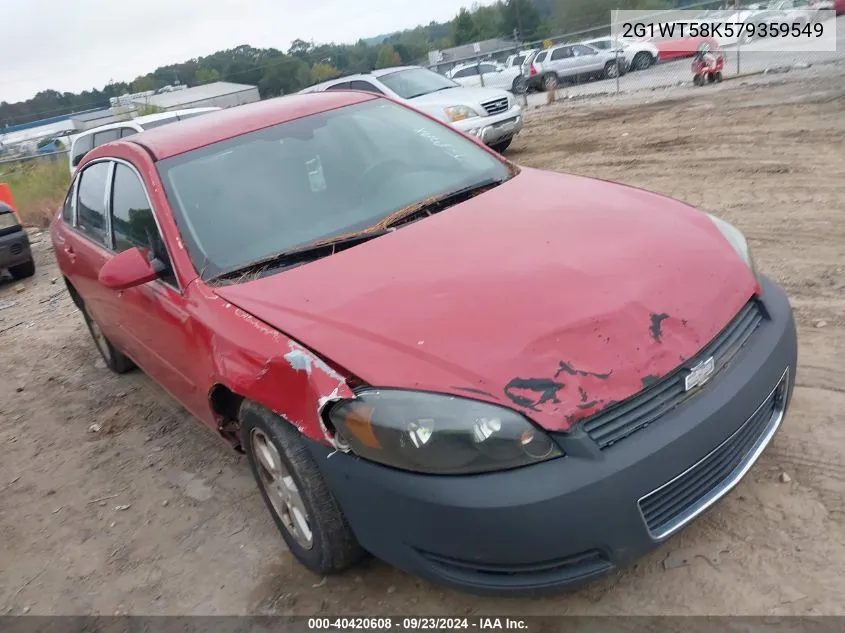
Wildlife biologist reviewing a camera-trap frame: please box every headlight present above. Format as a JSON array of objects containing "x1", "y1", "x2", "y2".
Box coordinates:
[
  {"x1": 706, "y1": 213, "x2": 758, "y2": 277},
  {"x1": 0, "y1": 213, "x2": 20, "y2": 231},
  {"x1": 444, "y1": 105, "x2": 481, "y2": 122},
  {"x1": 326, "y1": 390, "x2": 563, "y2": 475}
]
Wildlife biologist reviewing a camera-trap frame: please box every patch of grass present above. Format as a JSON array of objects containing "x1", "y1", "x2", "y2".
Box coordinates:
[{"x1": 0, "y1": 157, "x2": 70, "y2": 227}]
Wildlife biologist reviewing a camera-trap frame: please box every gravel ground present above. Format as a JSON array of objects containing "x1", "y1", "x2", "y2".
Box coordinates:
[{"x1": 1, "y1": 64, "x2": 844, "y2": 616}]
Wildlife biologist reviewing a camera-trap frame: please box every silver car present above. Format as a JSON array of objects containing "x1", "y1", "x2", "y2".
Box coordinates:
[{"x1": 528, "y1": 43, "x2": 629, "y2": 91}]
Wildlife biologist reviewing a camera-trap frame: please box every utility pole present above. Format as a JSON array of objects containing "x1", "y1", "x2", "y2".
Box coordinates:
[{"x1": 515, "y1": 0, "x2": 523, "y2": 43}]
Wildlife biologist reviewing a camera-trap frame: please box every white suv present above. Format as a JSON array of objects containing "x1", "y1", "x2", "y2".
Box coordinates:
[
  {"x1": 68, "y1": 107, "x2": 220, "y2": 175},
  {"x1": 300, "y1": 66, "x2": 523, "y2": 153}
]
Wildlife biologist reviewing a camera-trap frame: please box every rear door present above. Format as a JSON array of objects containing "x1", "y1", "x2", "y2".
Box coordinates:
[
  {"x1": 66, "y1": 160, "x2": 120, "y2": 340},
  {"x1": 549, "y1": 46, "x2": 577, "y2": 78}
]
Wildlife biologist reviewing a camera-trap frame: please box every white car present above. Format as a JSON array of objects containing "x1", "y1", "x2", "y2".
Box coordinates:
[
  {"x1": 446, "y1": 61, "x2": 527, "y2": 95},
  {"x1": 300, "y1": 66, "x2": 523, "y2": 153},
  {"x1": 582, "y1": 37, "x2": 660, "y2": 71},
  {"x1": 504, "y1": 48, "x2": 540, "y2": 76},
  {"x1": 68, "y1": 107, "x2": 221, "y2": 175}
]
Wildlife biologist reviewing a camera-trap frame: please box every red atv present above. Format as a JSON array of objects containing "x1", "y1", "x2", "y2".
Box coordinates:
[{"x1": 692, "y1": 51, "x2": 724, "y2": 86}]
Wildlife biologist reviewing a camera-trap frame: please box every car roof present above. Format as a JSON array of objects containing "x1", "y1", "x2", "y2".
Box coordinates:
[
  {"x1": 304, "y1": 66, "x2": 424, "y2": 91},
  {"x1": 128, "y1": 91, "x2": 376, "y2": 160}
]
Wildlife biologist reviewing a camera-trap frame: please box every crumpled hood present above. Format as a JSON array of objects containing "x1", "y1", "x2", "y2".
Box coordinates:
[{"x1": 214, "y1": 168, "x2": 757, "y2": 431}]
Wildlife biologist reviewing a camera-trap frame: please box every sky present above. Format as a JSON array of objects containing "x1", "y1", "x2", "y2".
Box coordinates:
[{"x1": 0, "y1": 0, "x2": 478, "y2": 104}]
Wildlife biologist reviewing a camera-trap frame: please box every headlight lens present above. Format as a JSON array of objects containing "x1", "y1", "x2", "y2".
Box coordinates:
[
  {"x1": 444, "y1": 105, "x2": 481, "y2": 122},
  {"x1": 326, "y1": 390, "x2": 563, "y2": 475},
  {"x1": 707, "y1": 213, "x2": 758, "y2": 277},
  {"x1": 0, "y1": 213, "x2": 20, "y2": 230}
]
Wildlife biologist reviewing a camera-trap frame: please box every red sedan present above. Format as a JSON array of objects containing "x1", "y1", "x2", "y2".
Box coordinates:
[
  {"x1": 51, "y1": 90, "x2": 796, "y2": 594},
  {"x1": 646, "y1": 27, "x2": 719, "y2": 61}
]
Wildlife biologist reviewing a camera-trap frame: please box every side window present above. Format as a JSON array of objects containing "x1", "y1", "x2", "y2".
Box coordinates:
[
  {"x1": 347, "y1": 80, "x2": 385, "y2": 94},
  {"x1": 453, "y1": 67, "x2": 478, "y2": 78},
  {"x1": 573, "y1": 45, "x2": 595, "y2": 56},
  {"x1": 535, "y1": 51, "x2": 548, "y2": 63},
  {"x1": 61, "y1": 182, "x2": 75, "y2": 224},
  {"x1": 325, "y1": 82, "x2": 351, "y2": 91},
  {"x1": 111, "y1": 164, "x2": 176, "y2": 286},
  {"x1": 72, "y1": 134, "x2": 94, "y2": 167},
  {"x1": 550, "y1": 47, "x2": 569, "y2": 61},
  {"x1": 93, "y1": 129, "x2": 120, "y2": 148},
  {"x1": 120, "y1": 127, "x2": 138, "y2": 138},
  {"x1": 76, "y1": 162, "x2": 111, "y2": 246},
  {"x1": 479, "y1": 63, "x2": 498, "y2": 74},
  {"x1": 592, "y1": 40, "x2": 611, "y2": 50}
]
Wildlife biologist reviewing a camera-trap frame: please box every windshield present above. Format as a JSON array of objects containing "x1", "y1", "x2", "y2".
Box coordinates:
[
  {"x1": 158, "y1": 99, "x2": 510, "y2": 281},
  {"x1": 378, "y1": 68, "x2": 459, "y2": 99}
]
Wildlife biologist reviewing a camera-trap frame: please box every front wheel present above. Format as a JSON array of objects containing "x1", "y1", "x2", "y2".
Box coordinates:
[
  {"x1": 714, "y1": 71, "x2": 723, "y2": 83},
  {"x1": 241, "y1": 402, "x2": 366, "y2": 575},
  {"x1": 8, "y1": 259, "x2": 35, "y2": 279},
  {"x1": 490, "y1": 138, "x2": 512, "y2": 153},
  {"x1": 511, "y1": 76, "x2": 527, "y2": 95}
]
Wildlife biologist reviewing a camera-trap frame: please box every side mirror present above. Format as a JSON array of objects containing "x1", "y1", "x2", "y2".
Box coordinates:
[{"x1": 99, "y1": 247, "x2": 164, "y2": 290}]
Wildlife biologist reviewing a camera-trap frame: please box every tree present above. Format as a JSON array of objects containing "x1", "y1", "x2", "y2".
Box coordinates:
[
  {"x1": 288, "y1": 38, "x2": 314, "y2": 59},
  {"x1": 375, "y1": 45, "x2": 402, "y2": 69},
  {"x1": 195, "y1": 67, "x2": 220, "y2": 84},
  {"x1": 471, "y1": 4, "x2": 503, "y2": 40},
  {"x1": 452, "y1": 8, "x2": 480, "y2": 45},
  {"x1": 310, "y1": 63, "x2": 342, "y2": 84},
  {"x1": 131, "y1": 75, "x2": 156, "y2": 93},
  {"x1": 500, "y1": 0, "x2": 542, "y2": 40}
]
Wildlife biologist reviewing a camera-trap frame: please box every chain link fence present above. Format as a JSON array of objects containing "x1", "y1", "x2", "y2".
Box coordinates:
[{"x1": 427, "y1": 3, "x2": 843, "y2": 108}]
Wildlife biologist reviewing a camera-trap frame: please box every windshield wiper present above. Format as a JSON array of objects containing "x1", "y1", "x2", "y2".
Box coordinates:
[
  {"x1": 210, "y1": 229, "x2": 394, "y2": 282},
  {"x1": 375, "y1": 177, "x2": 505, "y2": 231}
]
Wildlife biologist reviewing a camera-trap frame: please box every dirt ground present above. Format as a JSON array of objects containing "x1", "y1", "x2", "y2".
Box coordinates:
[{"x1": 2, "y1": 65, "x2": 844, "y2": 616}]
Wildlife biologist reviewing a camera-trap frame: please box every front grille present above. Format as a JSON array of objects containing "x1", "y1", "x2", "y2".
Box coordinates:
[
  {"x1": 638, "y1": 369, "x2": 788, "y2": 539},
  {"x1": 582, "y1": 300, "x2": 764, "y2": 449},
  {"x1": 418, "y1": 548, "x2": 612, "y2": 588},
  {"x1": 9, "y1": 243, "x2": 23, "y2": 255},
  {"x1": 481, "y1": 97, "x2": 509, "y2": 116}
]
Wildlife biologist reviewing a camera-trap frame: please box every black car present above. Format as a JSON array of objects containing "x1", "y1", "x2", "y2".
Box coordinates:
[{"x1": 0, "y1": 202, "x2": 35, "y2": 280}]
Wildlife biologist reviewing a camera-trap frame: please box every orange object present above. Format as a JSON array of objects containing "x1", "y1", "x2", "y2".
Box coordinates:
[{"x1": 0, "y1": 182, "x2": 21, "y2": 222}]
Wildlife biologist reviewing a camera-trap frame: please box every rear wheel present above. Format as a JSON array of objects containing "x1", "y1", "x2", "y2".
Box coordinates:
[
  {"x1": 632, "y1": 51, "x2": 654, "y2": 70},
  {"x1": 693, "y1": 74, "x2": 705, "y2": 86},
  {"x1": 241, "y1": 402, "x2": 366, "y2": 575},
  {"x1": 8, "y1": 259, "x2": 35, "y2": 279},
  {"x1": 81, "y1": 303, "x2": 135, "y2": 373},
  {"x1": 542, "y1": 73, "x2": 558, "y2": 90},
  {"x1": 604, "y1": 61, "x2": 620, "y2": 79},
  {"x1": 714, "y1": 71, "x2": 723, "y2": 83}
]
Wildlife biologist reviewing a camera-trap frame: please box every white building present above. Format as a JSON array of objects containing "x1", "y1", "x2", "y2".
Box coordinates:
[{"x1": 129, "y1": 82, "x2": 259, "y2": 112}]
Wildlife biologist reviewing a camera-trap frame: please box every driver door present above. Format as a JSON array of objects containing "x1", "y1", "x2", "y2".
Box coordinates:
[{"x1": 106, "y1": 161, "x2": 208, "y2": 418}]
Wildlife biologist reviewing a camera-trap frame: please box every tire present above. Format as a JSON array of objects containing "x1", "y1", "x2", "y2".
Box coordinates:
[
  {"x1": 715, "y1": 71, "x2": 723, "y2": 83},
  {"x1": 707, "y1": 73, "x2": 716, "y2": 83},
  {"x1": 604, "y1": 61, "x2": 620, "y2": 79},
  {"x1": 81, "y1": 303, "x2": 135, "y2": 374},
  {"x1": 511, "y1": 76, "x2": 527, "y2": 95},
  {"x1": 632, "y1": 51, "x2": 654, "y2": 71},
  {"x1": 490, "y1": 138, "x2": 512, "y2": 153},
  {"x1": 8, "y1": 259, "x2": 35, "y2": 279},
  {"x1": 694, "y1": 74, "x2": 705, "y2": 86},
  {"x1": 542, "y1": 73, "x2": 558, "y2": 90},
  {"x1": 240, "y1": 402, "x2": 366, "y2": 575}
]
